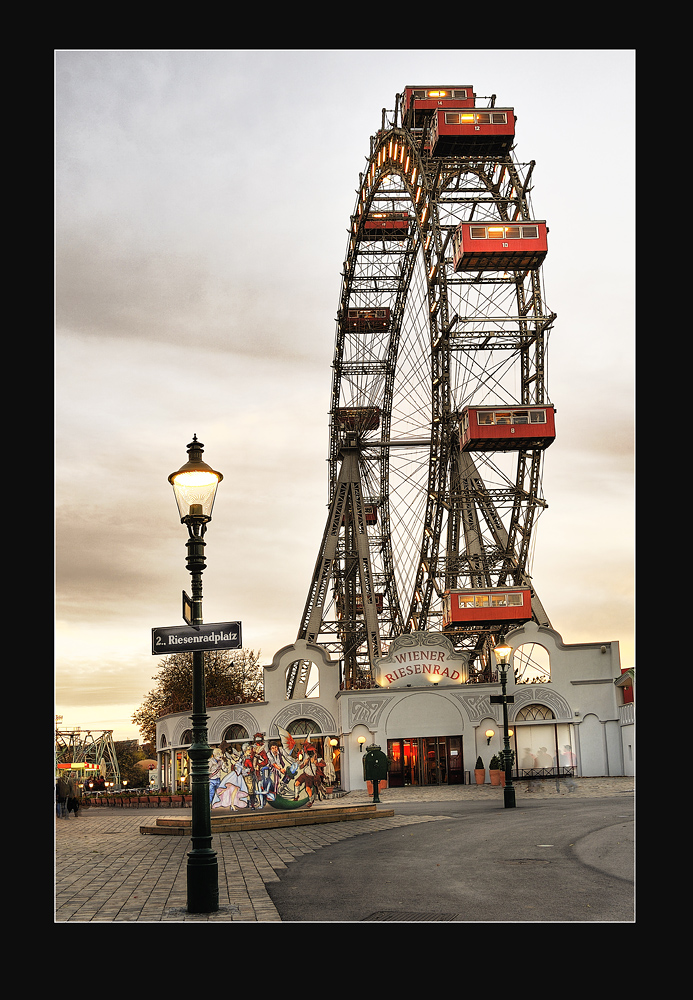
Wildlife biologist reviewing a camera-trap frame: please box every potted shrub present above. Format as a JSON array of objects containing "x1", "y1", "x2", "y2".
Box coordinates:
[
  {"x1": 366, "y1": 779, "x2": 387, "y2": 796},
  {"x1": 474, "y1": 756, "x2": 486, "y2": 784},
  {"x1": 489, "y1": 755, "x2": 502, "y2": 785}
]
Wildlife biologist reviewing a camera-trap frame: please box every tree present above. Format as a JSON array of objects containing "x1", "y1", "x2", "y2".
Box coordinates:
[
  {"x1": 132, "y1": 648, "x2": 264, "y2": 744},
  {"x1": 114, "y1": 740, "x2": 148, "y2": 789}
]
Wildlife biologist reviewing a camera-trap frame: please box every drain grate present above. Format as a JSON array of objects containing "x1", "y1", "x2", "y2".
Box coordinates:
[
  {"x1": 497, "y1": 858, "x2": 550, "y2": 865},
  {"x1": 362, "y1": 911, "x2": 460, "y2": 921}
]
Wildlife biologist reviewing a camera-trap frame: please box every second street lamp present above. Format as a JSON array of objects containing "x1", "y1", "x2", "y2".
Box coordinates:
[
  {"x1": 168, "y1": 435, "x2": 223, "y2": 914},
  {"x1": 493, "y1": 637, "x2": 517, "y2": 810}
]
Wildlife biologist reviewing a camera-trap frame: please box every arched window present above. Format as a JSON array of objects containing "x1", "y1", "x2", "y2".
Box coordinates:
[
  {"x1": 221, "y1": 724, "x2": 250, "y2": 747},
  {"x1": 180, "y1": 730, "x2": 193, "y2": 745},
  {"x1": 514, "y1": 642, "x2": 551, "y2": 683},
  {"x1": 287, "y1": 718, "x2": 320, "y2": 737},
  {"x1": 516, "y1": 704, "x2": 555, "y2": 721},
  {"x1": 284, "y1": 719, "x2": 324, "y2": 760},
  {"x1": 222, "y1": 724, "x2": 250, "y2": 742}
]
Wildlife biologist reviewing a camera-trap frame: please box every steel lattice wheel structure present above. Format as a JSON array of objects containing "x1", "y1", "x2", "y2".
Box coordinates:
[
  {"x1": 290, "y1": 88, "x2": 557, "y2": 696},
  {"x1": 55, "y1": 729, "x2": 121, "y2": 784}
]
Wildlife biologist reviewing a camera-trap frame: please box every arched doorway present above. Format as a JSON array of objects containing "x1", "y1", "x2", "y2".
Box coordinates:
[
  {"x1": 285, "y1": 719, "x2": 340, "y2": 788},
  {"x1": 513, "y1": 704, "x2": 575, "y2": 776}
]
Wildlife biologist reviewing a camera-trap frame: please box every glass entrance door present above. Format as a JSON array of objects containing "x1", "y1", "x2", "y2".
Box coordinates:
[
  {"x1": 424, "y1": 737, "x2": 447, "y2": 785},
  {"x1": 403, "y1": 738, "x2": 419, "y2": 785},
  {"x1": 388, "y1": 737, "x2": 464, "y2": 787}
]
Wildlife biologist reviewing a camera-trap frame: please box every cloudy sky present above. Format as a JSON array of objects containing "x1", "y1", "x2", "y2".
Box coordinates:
[{"x1": 55, "y1": 49, "x2": 634, "y2": 741}]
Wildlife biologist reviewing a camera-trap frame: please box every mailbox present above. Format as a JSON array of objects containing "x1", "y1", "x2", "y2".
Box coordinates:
[{"x1": 363, "y1": 746, "x2": 390, "y2": 781}]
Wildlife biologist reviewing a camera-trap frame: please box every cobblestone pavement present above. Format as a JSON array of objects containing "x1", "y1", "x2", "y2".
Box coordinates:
[{"x1": 54, "y1": 777, "x2": 633, "y2": 923}]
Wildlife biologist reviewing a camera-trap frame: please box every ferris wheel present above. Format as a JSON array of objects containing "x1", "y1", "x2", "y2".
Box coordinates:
[{"x1": 290, "y1": 85, "x2": 557, "y2": 696}]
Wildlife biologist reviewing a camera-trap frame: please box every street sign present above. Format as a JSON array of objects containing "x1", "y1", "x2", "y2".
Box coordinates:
[
  {"x1": 490, "y1": 694, "x2": 514, "y2": 704},
  {"x1": 182, "y1": 591, "x2": 194, "y2": 625},
  {"x1": 152, "y1": 622, "x2": 242, "y2": 655}
]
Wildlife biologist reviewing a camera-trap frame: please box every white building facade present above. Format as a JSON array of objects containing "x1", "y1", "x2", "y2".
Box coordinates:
[{"x1": 155, "y1": 622, "x2": 631, "y2": 794}]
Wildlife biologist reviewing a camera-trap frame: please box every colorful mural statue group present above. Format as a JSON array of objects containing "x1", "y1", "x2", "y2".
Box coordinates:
[{"x1": 209, "y1": 730, "x2": 335, "y2": 811}]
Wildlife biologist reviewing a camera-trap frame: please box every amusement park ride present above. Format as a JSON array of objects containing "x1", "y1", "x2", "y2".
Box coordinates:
[
  {"x1": 287, "y1": 84, "x2": 557, "y2": 697},
  {"x1": 55, "y1": 727, "x2": 121, "y2": 785}
]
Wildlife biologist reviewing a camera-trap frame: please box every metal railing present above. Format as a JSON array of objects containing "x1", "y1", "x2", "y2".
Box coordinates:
[{"x1": 514, "y1": 766, "x2": 576, "y2": 781}]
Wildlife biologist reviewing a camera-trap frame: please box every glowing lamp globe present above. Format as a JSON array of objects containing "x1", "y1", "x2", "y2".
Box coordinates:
[
  {"x1": 168, "y1": 435, "x2": 223, "y2": 522},
  {"x1": 493, "y1": 640, "x2": 513, "y2": 666}
]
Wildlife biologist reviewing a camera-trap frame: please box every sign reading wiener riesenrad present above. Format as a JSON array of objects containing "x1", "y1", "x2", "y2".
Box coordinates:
[{"x1": 373, "y1": 631, "x2": 469, "y2": 688}]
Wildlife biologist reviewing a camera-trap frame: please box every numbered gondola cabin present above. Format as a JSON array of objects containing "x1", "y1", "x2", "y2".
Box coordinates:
[
  {"x1": 342, "y1": 503, "x2": 378, "y2": 525},
  {"x1": 442, "y1": 587, "x2": 533, "y2": 628},
  {"x1": 336, "y1": 407, "x2": 381, "y2": 430},
  {"x1": 460, "y1": 405, "x2": 556, "y2": 451},
  {"x1": 345, "y1": 307, "x2": 390, "y2": 333},
  {"x1": 453, "y1": 221, "x2": 548, "y2": 272},
  {"x1": 403, "y1": 86, "x2": 475, "y2": 126},
  {"x1": 361, "y1": 212, "x2": 410, "y2": 241},
  {"x1": 429, "y1": 107, "x2": 516, "y2": 157},
  {"x1": 339, "y1": 593, "x2": 385, "y2": 616}
]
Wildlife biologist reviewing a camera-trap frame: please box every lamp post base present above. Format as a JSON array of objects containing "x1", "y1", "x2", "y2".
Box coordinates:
[
  {"x1": 187, "y1": 849, "x2": 219, "y2": 914},
  {"x1": 503, "y1": 785, "x2": 516, "y2": 809}
]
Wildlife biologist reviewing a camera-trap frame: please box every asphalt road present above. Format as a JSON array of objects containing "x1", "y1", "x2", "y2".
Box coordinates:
[{"x1": 265, "y1": 796, "x2": 634, "y2": 922}]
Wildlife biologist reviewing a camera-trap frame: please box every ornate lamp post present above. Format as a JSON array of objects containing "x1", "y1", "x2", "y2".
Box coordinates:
[
  {"x1": 493, "y1": 638, "x2": 516, "y2": 809},
  {"x1": 168, "y1": 435, "x2": 223, "y2": 913}
]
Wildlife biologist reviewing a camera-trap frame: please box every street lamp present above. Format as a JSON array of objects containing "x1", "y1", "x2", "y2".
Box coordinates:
[
  {"x1": 493, "y1": 638, "x2": 516, "y2": 809},
  {"x1": 169, "y1": 435, "x2": 223, "y2": 914}
]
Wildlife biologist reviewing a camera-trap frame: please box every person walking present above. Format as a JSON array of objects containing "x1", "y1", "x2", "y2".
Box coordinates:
[
  {"x1": 66, "y1": 775, "x2": 82, "y2": 818},
  {"x1": 560, "y1": 745, "x2": 578, "y2": 791},
  {"x1": 57, "y1": 774, "x2": 70, "y2": 818}
]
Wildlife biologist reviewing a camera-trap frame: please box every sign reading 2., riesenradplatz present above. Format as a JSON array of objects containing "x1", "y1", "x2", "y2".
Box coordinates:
[{"x1": 151, "y1": 622, "x2": 242, "y2": 655}]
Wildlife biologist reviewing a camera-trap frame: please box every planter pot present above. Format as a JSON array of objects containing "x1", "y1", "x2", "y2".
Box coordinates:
[
  {"x1": 366, "y1": 780, "x2": 387, "y2": 795},
  {"x1": 489, "y1": 770, "x2": 502, "y2": 786},
  {"x1": 475, "y1": 769, "x2": 486, "y2": 785},
  {"x1": 158, "y1": 796, "x2": 171, "y2": 806},
  {"x1": 170, "y1": 796, "x2": 183, "y2": 806},
  {"x1": 184, "y1": 795, "x2": 193, "y2": 806}
]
